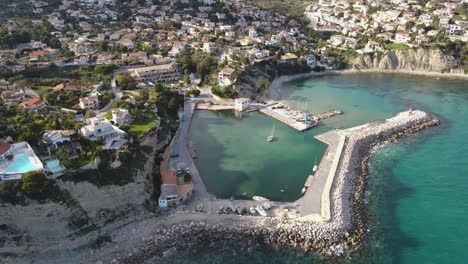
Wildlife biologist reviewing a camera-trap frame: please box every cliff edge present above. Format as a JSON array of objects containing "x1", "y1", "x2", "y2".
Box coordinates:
[{"x1": 352, "y1": 48, "x2": 465, "y2": 74}]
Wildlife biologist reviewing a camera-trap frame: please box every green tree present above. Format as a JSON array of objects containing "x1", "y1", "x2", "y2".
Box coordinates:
[
  {"x1": 57, "y1": 147, "x2": 71, "y2": 168},
  {"x1": 258, "y1": 79, "x2": 270, "y2": 90},
  {"x1": 168, "y1": 97, "x2": 178, "y2": 111},
  {"x1": 85, "y1": 110, "x2": 96, "y2": 118},
  {"x1": 21, "y1": 172, "x2": 49, "y2": 199},
  {"x1": 116, "y1": 73, "x2": 137, "y2": 90}
]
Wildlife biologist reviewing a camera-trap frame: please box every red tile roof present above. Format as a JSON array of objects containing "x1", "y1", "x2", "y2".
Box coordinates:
[
  {"x1": 19, "y1": 98, "x2": 45, "y2": 108},
  {"x1": 0, "y1": 142, "x2": 11, "y2": 156}
]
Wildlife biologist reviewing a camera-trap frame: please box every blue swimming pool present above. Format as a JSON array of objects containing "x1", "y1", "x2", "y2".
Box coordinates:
[
  {"x1": 5, "y1": 153, "x2": 36, "y2": 173},
  {"x1": 46, "y1": 159, "x2": 65, "y2": 173},
  {"x1": 110, "y1": 139, "x2": 123, "y2": 149}
]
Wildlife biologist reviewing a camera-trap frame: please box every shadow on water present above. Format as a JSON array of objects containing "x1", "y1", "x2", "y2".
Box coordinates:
[{"x1": 191, "y1": 111, "x2": 253, "y2": 199}]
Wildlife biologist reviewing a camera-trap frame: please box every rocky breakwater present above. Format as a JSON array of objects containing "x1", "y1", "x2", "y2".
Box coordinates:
[
  {"x1": 327, "y1": 110, "x2": 440, "y2": 252},
  {"x1": 94, "y1": 111, "x2": 439, "y2": 264}
]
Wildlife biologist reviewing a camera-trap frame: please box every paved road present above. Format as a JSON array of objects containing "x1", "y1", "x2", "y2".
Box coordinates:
[{"x1": 169, "y1": 99, "x2": 210, "y2": 208}]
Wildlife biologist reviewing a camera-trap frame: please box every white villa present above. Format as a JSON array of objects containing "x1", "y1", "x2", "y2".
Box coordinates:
[
  {"x1": 42, "y1": 130, "x2": 74, "y2": 148},
  {"x1": 0, "y1": 142, "x2": 44, "y2": 181},
  {"x1": 111, "y1": 108, "x2": 132, "y2": 126},
  {"x1": 234, "y1": 98, "x2": 250, "y2": 112},
  {"x1": 1, "y1": 91, "x2": 25, "y2": 105},
  {"x1": 395, "y1": 32, "x2": 411, "y2": 43},
  {"x1": 79, "y1": 96, "x2": 99, "y2": 110},
  {"x1": 80, "y1": 117, "x2": 126, "y2": 141},
  {"x1": 218, "y1": 66, "x2": 236, "y2": 88}
]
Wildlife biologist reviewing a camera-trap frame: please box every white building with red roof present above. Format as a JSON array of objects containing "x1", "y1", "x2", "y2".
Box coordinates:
[{"x1": 18, "y1": 98, "x2": 47, "y2": 112}]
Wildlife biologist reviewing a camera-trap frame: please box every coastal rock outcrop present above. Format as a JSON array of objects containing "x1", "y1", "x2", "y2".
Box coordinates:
[
  {"x1": 233, "y1": 59, "x2": 278, "y2": 98},
  {"x1": 353, "y1": 48, "x2": 464, "y2": 74}
]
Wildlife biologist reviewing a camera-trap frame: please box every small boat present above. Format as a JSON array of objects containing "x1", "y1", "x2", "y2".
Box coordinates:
[
  {"x1": 267, "y1": 125, "x2": 275, "y2": 142},
  {"x1": 263, "y1": 203, "x2": 272, "y2": 210},
  {"x1": 301, "y1": 187, "x2": 307, "y2": 194},
  {"x1": 313, "y1": 164, "x2": 318, "y2": 172},
  {"x1": 253, "y1": 196, "x2": 270, "y2": 202},
  {"x1": 256, "y1": 206, "x2": 267, "y2": 217},
  {"x1": 249, "y1": 207, "x2": 256, "y2": 214},
  {"x1": 312, "y1": 157, "x2": 318, "y2": 173}
]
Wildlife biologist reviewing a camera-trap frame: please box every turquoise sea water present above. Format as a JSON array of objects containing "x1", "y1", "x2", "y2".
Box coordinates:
[{"x1": 176, "y1": 73, "x2": 468, "y2": 263}]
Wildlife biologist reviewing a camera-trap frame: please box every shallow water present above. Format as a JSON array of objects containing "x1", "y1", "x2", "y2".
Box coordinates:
[
  {"x1": 190, "y1": 110, "x2": 327, "y2": 201},
  {"x1": 179, "y1": 73, "x2": 468, "y2": 263}
]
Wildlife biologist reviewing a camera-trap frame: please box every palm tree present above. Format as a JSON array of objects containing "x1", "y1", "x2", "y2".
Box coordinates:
[{"x1": 56, "y1": 146, "x2": 71, "y2": 168}]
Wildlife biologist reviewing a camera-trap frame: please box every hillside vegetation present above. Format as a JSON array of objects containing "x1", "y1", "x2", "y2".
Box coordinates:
[{"x1": 247, "y1": 0, "x2": 312, "y2": 20}]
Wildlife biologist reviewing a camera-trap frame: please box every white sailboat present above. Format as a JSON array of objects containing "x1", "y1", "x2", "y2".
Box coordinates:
[{"x1": 267, "y1": 125, "x2": 275, "y2": 142}]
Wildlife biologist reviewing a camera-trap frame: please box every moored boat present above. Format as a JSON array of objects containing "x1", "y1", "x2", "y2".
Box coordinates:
[
  {"x1": 267, "y1": 125, "x2": 275, "y2": 142},
  {"x1": 253, "y1": 196, "x2": 270, "y2": 202},
  {"x1": 313, "y1": 164, "x2": 318, "y2": 172},
  {"x1": 256, "y1": 206, "x2": 267, "y2": 217}
]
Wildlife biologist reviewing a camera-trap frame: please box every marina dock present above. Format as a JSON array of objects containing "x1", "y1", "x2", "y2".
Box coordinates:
[
  {"x1": 316, "y1": 110, "x2": 343, "y2": 120},
  {"x1": 260, "y1": 104, "x2": 318, "y2": 131}
]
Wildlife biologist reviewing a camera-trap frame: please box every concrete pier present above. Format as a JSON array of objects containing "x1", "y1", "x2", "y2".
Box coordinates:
[{"x1": 260, "y1": 104, "x2": 318, "y2": 131}]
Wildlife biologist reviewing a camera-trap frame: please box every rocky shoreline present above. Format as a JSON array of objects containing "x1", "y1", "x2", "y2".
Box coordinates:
[{"x1": 91, "y1": 111, "x2": 439, "y2": 264}]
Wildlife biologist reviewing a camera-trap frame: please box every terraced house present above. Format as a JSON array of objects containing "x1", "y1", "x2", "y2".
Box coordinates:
[{"x1": 129, "y1": 63, "x2": 181, "y2": 85}]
